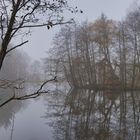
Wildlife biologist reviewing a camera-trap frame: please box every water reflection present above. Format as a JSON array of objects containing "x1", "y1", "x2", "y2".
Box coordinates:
[
  {"x1": 0, "y1": 87, "x2": 28, "y2": 128},
  {"x1": 0, "y1": 83, "x2": 53, "y2": 140},
  {"x1": 44, "y1": 88, "x2": 140, "y2": 140},
  {"x1": 0, "y1": 100, "x2": 25, "y2": 128},
  {"x1": 1, "y1": 84, "x2": 140, "y2": 140}
]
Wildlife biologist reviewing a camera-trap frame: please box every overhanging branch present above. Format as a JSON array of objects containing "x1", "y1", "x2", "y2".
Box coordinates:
[{"x1": 0, "y1": 77, "x2": 57, "y2": 108}]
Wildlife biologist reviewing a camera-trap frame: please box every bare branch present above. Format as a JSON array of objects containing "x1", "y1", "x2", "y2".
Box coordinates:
[
  {"x1": 10, "y1": 2, "x2": 40, "y2": 39},
  {"x1": 0, "y1": 77, "x2": 57, "y2": 108},
  {"x1": 0, "y1": 95, "x2": 15, "y2": 108},
  {"x1": 17, "y1": 0, "x2": 35, "y2": 11},
  {"x1": 14, "y1": 90, "x2": 49, "y2": 100},
  {"x1": 13, "y1": 20, "x2": 73, "y2": 30},
  {"x1": 36, "y1": 76, "x2": 57, "y2": 93},
  {"x1": 6, "y1": 40, "x2": 28, "y2": 54}
]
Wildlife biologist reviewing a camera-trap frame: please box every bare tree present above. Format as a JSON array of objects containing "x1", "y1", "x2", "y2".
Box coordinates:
[{"x1": 0, "y1": 0, "x2": 81, "y2": 70}]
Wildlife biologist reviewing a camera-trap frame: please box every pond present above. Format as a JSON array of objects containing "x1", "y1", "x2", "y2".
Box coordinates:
[{"x1": 0, "y1": 84, "x2": 140, "y2": 140}]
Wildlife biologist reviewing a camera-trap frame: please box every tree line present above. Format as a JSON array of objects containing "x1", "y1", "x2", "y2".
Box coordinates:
[{"x1": 45, "y1": 5, "x2": 140, "y2": 89}]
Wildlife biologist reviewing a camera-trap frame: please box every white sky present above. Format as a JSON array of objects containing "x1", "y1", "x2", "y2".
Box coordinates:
[{"x1": 18, "y1": 0, "x2": 138, "y2": 60}]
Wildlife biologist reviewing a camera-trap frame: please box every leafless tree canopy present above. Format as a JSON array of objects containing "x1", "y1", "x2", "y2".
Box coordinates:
[
  {"x1": 0, "y1": 0, "x2": 79, "y2": 69},
  {"x1": 45, "y1": 5, "x2": 140, "y2": 90}
]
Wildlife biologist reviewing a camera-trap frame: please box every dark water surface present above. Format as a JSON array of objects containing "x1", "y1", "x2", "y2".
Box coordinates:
[{"x1": 0, "y1": 85, "x2": 140, "y2": 140}]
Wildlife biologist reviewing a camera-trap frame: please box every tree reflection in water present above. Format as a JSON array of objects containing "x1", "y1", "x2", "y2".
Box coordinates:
[
  {"x1": 0, "y1": 91, "x2": 27, "y2": 140},
  {"x1": 0, "y1": 88, "x2": 28, "y2": 129},
  {"x1": 43, "y1": 88, "x2": 140, "y2": 140}
]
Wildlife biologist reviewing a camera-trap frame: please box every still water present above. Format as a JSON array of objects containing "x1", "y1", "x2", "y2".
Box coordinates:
[{"x1": 0, "y1": 84, "x2": 140, "y2": 140}]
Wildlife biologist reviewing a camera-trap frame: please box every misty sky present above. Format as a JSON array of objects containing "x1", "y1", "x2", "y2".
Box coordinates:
[{"x1": 19, "y1": 0, "x2": 138, "y2": 60}]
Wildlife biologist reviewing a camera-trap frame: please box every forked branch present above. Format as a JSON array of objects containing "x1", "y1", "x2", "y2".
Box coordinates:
[{"x1": 0, "y1": 77, "x2": 57, "y2": 108}]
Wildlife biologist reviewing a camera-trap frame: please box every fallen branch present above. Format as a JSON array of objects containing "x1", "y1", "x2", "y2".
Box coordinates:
[
  {"x1": 14, "y1": 90, "x2": 49, "y2": 100},
  {"x1": 0, "y1": 77, "x2": 57, "y2": 108}
]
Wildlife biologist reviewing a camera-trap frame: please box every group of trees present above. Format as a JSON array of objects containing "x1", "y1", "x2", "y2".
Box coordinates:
[
  {"x1": 0, "y1": 48, "x2": 43, "y2": 83},
  {"x1": 0, "y1": 48, "x2": 30, "y2": 81},
  {"x1": 45, "y1": 5, "x2": 140, "y2": 89}
]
